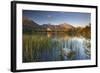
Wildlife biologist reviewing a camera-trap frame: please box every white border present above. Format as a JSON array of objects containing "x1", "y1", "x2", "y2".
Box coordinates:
[{"x1": 16, "y1": 4, "x2": 96, "y2": 70}]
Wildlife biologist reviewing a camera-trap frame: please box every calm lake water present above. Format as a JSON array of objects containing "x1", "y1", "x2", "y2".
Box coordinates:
[{"x1": 23, "y1": 32, "x2": 91, "y2": 63}]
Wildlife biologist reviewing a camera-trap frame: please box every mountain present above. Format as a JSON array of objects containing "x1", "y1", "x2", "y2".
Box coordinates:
[
  {"x1": 58, "y1": 23, "x2": 74, "y2": 31},
  {"x1": 23, "y1": 17, "x2": 91, "y2": 38},
  {"x1": 23, "y1": 17, "x2": 40, "y2": 33},
  {"x1": 23, "y1": 17, "x2": 75, "y2": 33},
  {"x1": 42, "y1": 24, "x2": 55, "y2": 31},
  {"x1": 23, "y1": 17, "x2": 39, "y2": 28},
  {"x1": 42, "y1": 23, "x2": 74, "y2": 31},
  {"x1": 59, "y1": 23, "x2": 74, "y2": 29}
]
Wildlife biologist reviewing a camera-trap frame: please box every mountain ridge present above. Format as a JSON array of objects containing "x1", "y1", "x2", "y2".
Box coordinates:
[{"x1": 23, "y1": 17, "x2": 75, "y2": 32}]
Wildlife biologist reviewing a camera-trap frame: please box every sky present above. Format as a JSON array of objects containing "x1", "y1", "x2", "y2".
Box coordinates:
[{"x1": 23, "y1": 10, "x2": 91, "y2": 27}]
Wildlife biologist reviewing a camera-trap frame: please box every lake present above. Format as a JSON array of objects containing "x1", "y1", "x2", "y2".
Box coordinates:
[{"x1": 23, "y1": 32, "x2": 91, "y2": 63}]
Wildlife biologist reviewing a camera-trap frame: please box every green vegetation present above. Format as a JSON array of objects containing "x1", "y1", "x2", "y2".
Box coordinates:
[
  {"x1": 23, "y1": 34, "x2": 53, "y2": 62},
  {"x1": 67, "y1": 24, "x2": 91, "y2": 39}
]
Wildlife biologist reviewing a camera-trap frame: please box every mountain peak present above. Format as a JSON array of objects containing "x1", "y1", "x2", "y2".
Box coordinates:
[{"x1": 59, "y1": 23, "x2": 74, "y2": 29}]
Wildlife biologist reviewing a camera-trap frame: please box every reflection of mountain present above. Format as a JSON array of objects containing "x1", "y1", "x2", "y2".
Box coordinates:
[{"x1": 23, "y1": 17, "x2": 91, "y2": 38}]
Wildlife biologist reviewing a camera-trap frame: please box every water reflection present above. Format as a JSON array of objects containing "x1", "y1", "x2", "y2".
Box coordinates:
[{"x1": 23, "y1": 32, "x2": 91, "y2": 63}]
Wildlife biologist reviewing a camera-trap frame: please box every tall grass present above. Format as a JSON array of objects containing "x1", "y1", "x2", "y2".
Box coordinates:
[
  {"x1": 23, "y1": 32, "x2": 91, "y2": 62},
  {"x1": 23, "y1": 34, "x2": 54, "y2": 62}
]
